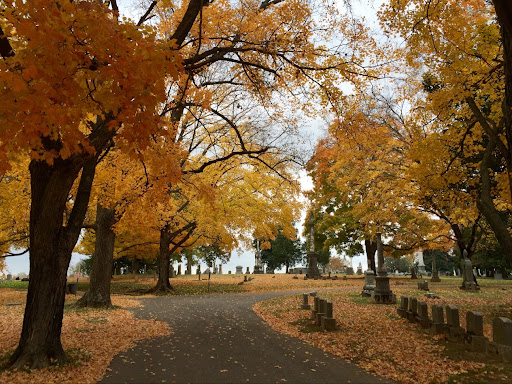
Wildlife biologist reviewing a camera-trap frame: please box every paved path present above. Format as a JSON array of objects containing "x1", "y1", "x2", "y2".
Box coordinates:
[{"x1": 101, "y1": 292, "x2": 393, "y2": 383}]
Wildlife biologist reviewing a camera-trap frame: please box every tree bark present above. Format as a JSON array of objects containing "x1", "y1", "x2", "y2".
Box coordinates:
[
  {"x1": 153, "y1": 225, "x2": 173, "y2": 292},
  {"x1": 9, "y1": 156, "x2": 96, "y2": 369},
  {"x1": 493, "y1": 1, "x2": 512, "y2": 174},
  {"x1": 76, "y1": 203, "x2": 115, "y2": 308},
  {"x1": 477, "y1": 139, "x2": 512, "y2": 265},
  {"x1": 364, "y1": 239, "x2": 377, "y2": 273}
]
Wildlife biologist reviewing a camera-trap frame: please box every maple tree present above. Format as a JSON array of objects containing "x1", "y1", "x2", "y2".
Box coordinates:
[
  {"x1": 0, "y1": 0, "x2": 188, "y2": 369},
  {"x1": 379, "y1": 0, "x2": 512, "y2": 264}
]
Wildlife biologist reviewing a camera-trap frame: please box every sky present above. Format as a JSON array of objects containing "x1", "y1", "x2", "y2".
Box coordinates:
[{"x1": 4, "y1": 0, "x2": 379, "y2": 277}]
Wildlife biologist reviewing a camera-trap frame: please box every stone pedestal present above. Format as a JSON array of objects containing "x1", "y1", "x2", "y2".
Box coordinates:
[
  {"x1": 306, "y1": 252, "x2": 321, "y2": 278},
  {"x1": 371, "y1": 232, "x2": 395, "y2": 304},
  {"x1": 253, "y1": 265, "x2": 264, "y2": 274},
  {"x1": 372, "y1": 274, "x2": 396, "y2": 304},
  {"x1": 361, "y1": 270, "x2": 376, "y2": 297},
  {"x1": 431, "y1": 255, "x2": 441, "y2": 282}
]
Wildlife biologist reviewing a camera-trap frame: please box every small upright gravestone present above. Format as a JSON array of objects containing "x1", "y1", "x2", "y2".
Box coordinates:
[
  {"x1": 246, "y1": 267, "x2": 250, "y2": 274},
  {"x1": 407, "y1": 297, "x2": 418, "y2": 322},
  {"x1": 445, "y1": 305, "x2": 465, "y2": 343},
  {"x1": 460, "y1": 250, "x2": 479, "y2": 291},
  {"x1": 235, "y1": 266, "x2": 243, "y2": 274},
  {"x1": 397, "y1": 296, "x2": 409, "y2": 318},
  {"x1": 418, "y1": 281, "x2": 429, "y2": 291},
  {"x1": 312, "y1": 297, "x2": 319, "y2": 320},
  {"x1": 321, "y1": 301, "x2": 336, "y2": 331},
  {"x1": 301, "y1": 293, "x2": 311, "y2": 310},
  {"x1": 316, "y1": 298, "x2": 326, "y2": 326},
  {"x1": 465, "y1": 311, "x2": 488, "y2": 351},
  {"x1": 6, "y1": 274, "x2": 12, "y2": 281},
  {"x1": 487, "y1": 317, "x2": 512, "y2": 363},
  {"x1": 431, "y1": 305, "x2": 446, "y2": 334},
  {"x1": 416, "y1": 301, "x2": 431, "y2": 329}
]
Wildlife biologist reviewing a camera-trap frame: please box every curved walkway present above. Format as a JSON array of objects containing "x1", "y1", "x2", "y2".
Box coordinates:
[{"x1": 101, "y1": 291, "x2": 393, "y2": 383}]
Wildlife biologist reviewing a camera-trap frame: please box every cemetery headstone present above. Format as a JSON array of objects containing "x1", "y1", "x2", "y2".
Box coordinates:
[
  {"x1": 6, "y1": 274, "x2": 12, "y2": 281},
  {"x1": 465, "y1": 311, "x2": 488, "y2": 352},
  {"x1": 235, "y1": 265, "x2": 243, "y2": 274},
  {"x1": 316, "y1": 298, "x2": 326, "y2": 326},
  {"x1": 487, "y1": 317, "x2": 512, "y2": 363},
  {"x1": 445, "y1": 305, "x2": 465, "y2": 343},
  {"x1": 407, "y1": 297, "x2": 418, "y2": 322},
  {"x1": 301, "y1": 293, "x2": 311, "y2": 310},
  {"x1": 416, "y1": 301, "x2": 431, "y2": 329},
  {"x1": 431, "y1": 304, "x2": 446, "y2": 334},
  {"x1": 362, "y1": 269, "x2": 376, "y2": 297},
  {"x1": 460, "y1": 250, "x2": 479, "y2": 291},
  {"x1": 312, "y1": 297, "x2": 319, "y2": 320},
  {"x1": 397, "y1": 296, "x2": 409, "y2": 318},
  {"x1": 321, "y1": 301, "x2": 336, "y2": 331},
  {"x1": 418, "y1": 281, "x2": 429, "y2": 291}
]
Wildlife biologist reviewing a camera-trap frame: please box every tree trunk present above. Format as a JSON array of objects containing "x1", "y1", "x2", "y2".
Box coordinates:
[
  {"x1": 152, "y1": 225, "x2": 173, "y2": 292},
  {"x1": 477, "y1": 139, "x2": 512, "y2": 265},
  {"x1": 364, "y1": 239, "x2": 377, "y2": 273},
  {"x1": 493, "y1": 1, "x2": 512, "y2": 179},
  {"x1": 76, "y1": 204, "x2": 115, "y2": 308},
  {"x1": 9, "y1": 156, "x2": 96, "y2": 369}
]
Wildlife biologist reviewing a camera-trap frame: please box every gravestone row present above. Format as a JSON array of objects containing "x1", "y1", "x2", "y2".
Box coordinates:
[
  {"x1": 300, "y1": 292, "x2": 337, "y2": 331},
  {"x1": 397, "y1": 296, "x2": 512, "y2": 363}
]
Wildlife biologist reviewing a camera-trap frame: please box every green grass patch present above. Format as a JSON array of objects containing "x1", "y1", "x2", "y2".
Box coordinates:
[
  {"x1": 346, "y1": 292, "x2": 373, "y2": 306},
  {"x1": 0, "y1": 280, "x2": 29, "y2": 290}
]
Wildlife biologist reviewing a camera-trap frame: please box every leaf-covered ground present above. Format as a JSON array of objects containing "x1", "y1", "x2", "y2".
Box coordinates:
[
  {"x1": 254, "y1": 277, "x2": 512, "y2": 384},
  {"x1": 0, "y1": 289, "x2": 170, "y2": 384}
]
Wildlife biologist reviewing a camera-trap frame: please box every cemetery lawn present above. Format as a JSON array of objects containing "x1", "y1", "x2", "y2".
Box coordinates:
[
  {"x1": 0, "y1": 289, "x2": 169, "y2": 384},
  {"x1": 254, "y1": 276, "x2": 512, "y2": 384}
]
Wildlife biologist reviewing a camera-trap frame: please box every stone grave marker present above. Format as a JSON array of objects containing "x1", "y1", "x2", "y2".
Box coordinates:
[
  {"x1": 431, "y1": 304, "x2": 446, "y2": 334},
  {"x1": 321, "y1": 301, "x2": 336, "y2": 331},
  {"x1": 312, "y1": 297, "x2": 319, "y2": 320},
  {"x1": 301, "y1": 293, "x2": 311, "y2": 310},
  {"x1": 445, "y1": 305, "x2": 465, "y2": 343},
  {"x1": 407, "y1": 297, "x2": 418, "y2": 322},
  {"x1": 397, "y1": 296, "x2": 408, "y2": 318},
  {"x1": 416, "y1": 301, "x2": 431, "y2": 329},
  {"x1": 316, "y1": 298, "x2": 326, "y2": 326},
  {"x1": 465, "y1": 311, "x2": 488, "y2": 352},
  {"x1": 418, "y1": 281, "x2": 429, "y2": 291},
  {"x1": 488, "y1": 317, "x2": 512, "y2": 363}
]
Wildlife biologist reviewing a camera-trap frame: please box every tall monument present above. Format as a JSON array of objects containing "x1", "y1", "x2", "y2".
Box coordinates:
[
  {"x1": 414, "y1": 249, "x2": 427, "y2": 275},
  {"x1": 254, "y1": 239, "x2": 264, "y2": 274},
  {"x1": 306, "y1": 212, "x2": 321, "y2": 278},
  {"x1": 372, "y1": 232, "x2": 396, "y2": 304}
]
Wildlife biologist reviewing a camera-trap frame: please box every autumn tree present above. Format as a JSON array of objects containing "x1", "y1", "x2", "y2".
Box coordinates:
[
  {"x1": 0, "y1": 0, "x2": 191, "y2": 369},
  {"x1": 379, "y1": 0, "x2": 512, "y2": 263}
]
